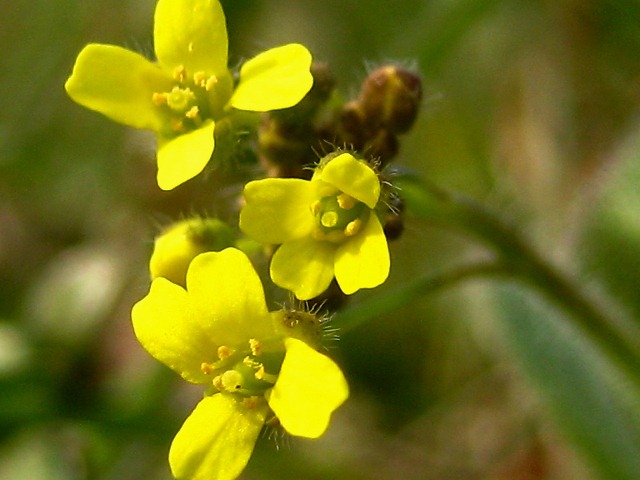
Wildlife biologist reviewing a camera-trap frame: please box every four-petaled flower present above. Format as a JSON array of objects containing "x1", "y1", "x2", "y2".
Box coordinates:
[
  {"x1": 132, "y1": 247, "x2": 348, "y2": 480},
  {"x1": 65, "y1": 0, "x2": 313, "y2": 190},
  {"x1": 240, "y1": 152, "x2": 390, "y2": 300}
]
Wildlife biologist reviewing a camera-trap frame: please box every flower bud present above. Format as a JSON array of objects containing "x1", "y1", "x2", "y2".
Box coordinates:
[
  {"x1": 358, "y1": 65, "x2": 422, "y2": 134},
  {"x1": 149, "y1": 217, "x2": 235, "y2": 286}
]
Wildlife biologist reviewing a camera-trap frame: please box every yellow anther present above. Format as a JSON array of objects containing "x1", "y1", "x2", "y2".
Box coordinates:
[
  {"x1": 173, "y1": 65, "x2": 187, "y2": 82},
  {"x1": 185, "y1": 106, "x2": 200, "y2": 119},
  {"x1": 213, "y1": 375, "x2": 223, "y2": 390},
  {"x1": 171, "y1": 120, "x2": 185, "y2": 132},
  {"x1": 344, "y1": 219, "x2": 363, "y2": 236},
  {"x1": 249, "y1": 338, "x2": 262, "y2": 356},
  {"x1": 193, "y1": 71, "x2": 207, "y2": 87},
  {"x1": 205, "y1": 75, "x2": 218, "y2": 91},
  {"x1": 310, "y1": 200, "x2": 322, "y2": 216},
  {"x1": 217, "y1": 345, "x2": 233, "y2": 360},
  {"x1": 188, "y1": 42, "x2": 194, "y2": 53},
  {"x1": 337, "y1": 193, "x2": 357, "y2": 210},
  {"x1": 320, "y1": 211, "x2": 339, "y2": 228},
  {"x1": 151, "y1": 92, "x2": 167, "y2": 105},
  {"x1": 201, "y1": 362, "x2": 216, "y2": 375},
  {"x1": 254, "y1": 365, "x2": 278, "y2": 383},
  {"x1": 242, "y1": 396, "x2": 260, "y2": 409}
]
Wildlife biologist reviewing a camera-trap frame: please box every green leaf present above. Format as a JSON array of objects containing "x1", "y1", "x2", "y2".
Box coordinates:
[
  {"x1": 496, "y1": 284, "x2": 640, "y2": 480},
  {"x1": 580, "y1": 127, "x2": 640, "y2": 318}
]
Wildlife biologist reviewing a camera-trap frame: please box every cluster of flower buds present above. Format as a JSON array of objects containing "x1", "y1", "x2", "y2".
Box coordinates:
[{"x1": 258, "y1": 63, "x2": 421, "y2": 248}]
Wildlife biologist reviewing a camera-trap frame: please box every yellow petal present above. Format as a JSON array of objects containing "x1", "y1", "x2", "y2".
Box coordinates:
[
  {"x1": 268, "y1": 338, "x2": 348, "y2": 438},
  {"x1": 334, "y1": 215, "x2": 390, "y2": 294},
  {"x1": 270, "y1": 238, "x2": 336, "y2": 300},
  {"x1": 229, "y1": 44, "x2": 313, "y2": 112},
  {"x1": 154, "y1": 0, "x2": 228, "y2": 76},
  {"x1": 318, "y1": 153, "x2": 380, "y2": 208},
  {"x1": 240, "y1": 179, "x2": 316, "y2": 244},
  {"x1": 65, "y1": 44, "x2": 171, "y2": 131},
  {"x1": 186, "y1": 249, "x2": 275, "y2": 346},
  {"x1": 170, "y1": 395, "x2": 267, "y2": 480},
  {"x1": 131, "y1": 278, "x2": 215, "y2": 384},
  {"x1": 156, "y1": 121, "x2": 215, "y2": 190}
]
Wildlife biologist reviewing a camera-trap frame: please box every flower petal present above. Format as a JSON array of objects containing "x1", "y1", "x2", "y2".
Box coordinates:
[
  {"x1": 268, "y1": 338, "x2": 348, "y2": 438},
  {"x1": 131, "y1": 277, "x2": 215, "y2": 384},
  {"x1": 229, "y1": 44, "x2": 313, "y2": 112},
  {"x1": 270, "y1": 238, "x2": 336, "y2": 300},
  {"x1": 186, "y1": 249, "x2": 275, "y2": 346},
  {"x1": 170, "y1": 395, "x2": 267, "y2": 480},
  {"x1": 335, "y1": 215, "x2": 390, "y2": 294},
  {"x1": 154, "y1": 0, "x2": 228, "y2": 75},
  {"x1": 65, "y1": 44, "x2": 171, "y2": 131},
  {"x1": 156, "y1": 121, "x2": 215, "y2": 190},
  {"x1": 318, "y1": 153, "x2": 380, "y2": 208},
  {"x1": 240, "y1": 178, "x2": 316, "y2": 244}
]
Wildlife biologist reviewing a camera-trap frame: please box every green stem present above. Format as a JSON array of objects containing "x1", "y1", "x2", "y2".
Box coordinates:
[
  {"x1": 398, "y1": 176, "x2": 640, "y2": 382},
  {"x1": 333, "y1": 261, "x2": 508, "y2": 333}
]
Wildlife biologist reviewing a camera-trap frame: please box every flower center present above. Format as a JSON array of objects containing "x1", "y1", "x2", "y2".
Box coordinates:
[
  {"x1": 200, "y1": 339, "x2": 285, "y2": 398},
  {"x1": 152, "y1": 64, "x2": 233, "y2": 137},
  {"x1": 311, "y1": 192, "x2": 370, "y2": 243}
]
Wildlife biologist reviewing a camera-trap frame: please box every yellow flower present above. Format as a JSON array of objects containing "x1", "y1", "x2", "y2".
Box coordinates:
[
  {"x1": 65, "y1": 0, "x2": 313, "y2": 191},
  {"x1": 240, "y1": 152, "x2": 390, "y2": 300},
  {"x1": 132, "y1": 248, "x2": 348, "y2": 480}
]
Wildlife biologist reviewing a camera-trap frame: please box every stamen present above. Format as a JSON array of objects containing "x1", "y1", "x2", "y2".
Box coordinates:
[
  {"x1": 337, "y1": 193, "x2": 357, "y2": 210},
  {"x1": 217, "y1": 345, "x2": 233, "y2": 360},
  {"x1": 249, "y1": 338, "x2": 262, "y2": 356},
  {"x1": 151, "y1": 92, "x2": 167, "y2": 105},
  {"x1": 205, "y1": 75, "x2": 218, "y2": 91},
  {"x1": 310, "y1": 200, "x2": 322, "y2": 216},
  {"x1": 188, "y1": 42, "x2": 194, "y2": 53},
  {"x1": 255, "y1": 365, "x2": 278, "y2": 384},
  {"x1": 344, "y1": 219, "x2": 362, "y2": 236},
  {"x1": 173, "y1": 65, "x2": 187, "y2": 82},
  {"x1": 193, "y1": 71, "x2": 207, "y2": 87},
  {"x1": 201, "y1": 362, "x2": 216, "y2": 375},
  {"x1": 242, "y1": 396, "x2": 260, "y2": 409},
  {"x1": 185, "y1": 106, "x2": 200, "y2": 119}
]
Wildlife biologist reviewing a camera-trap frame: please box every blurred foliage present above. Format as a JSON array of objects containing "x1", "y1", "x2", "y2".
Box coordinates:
[{"x1": 1, "y1": 0, "x2": 640, "y2": 479}]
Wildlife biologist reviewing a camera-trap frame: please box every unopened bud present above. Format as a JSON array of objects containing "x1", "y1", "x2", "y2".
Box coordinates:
[
  {"x1": 359, "y1": 66, "x2": 422, "y2": 134},
  {"x1": 149, "y1": 217, "x2": 235, "y2": 286}
]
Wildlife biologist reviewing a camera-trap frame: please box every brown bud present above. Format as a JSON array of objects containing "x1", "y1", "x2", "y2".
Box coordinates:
[{"x1": 359, "y1": 65, "x2": 422, "y2": 134}]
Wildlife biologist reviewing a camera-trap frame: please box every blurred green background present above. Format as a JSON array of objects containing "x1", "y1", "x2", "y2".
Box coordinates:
[{"x1": 2, "y1": 0, "x2": 640, "y2": 478}]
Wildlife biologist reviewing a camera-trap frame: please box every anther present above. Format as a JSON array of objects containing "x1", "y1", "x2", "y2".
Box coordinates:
[
  {"x1": 310, "y1": 200, "x2": 322, "y2": 216},
  {"x1": 151, "y1": 92, "x2": 167, "y2": 105},
  {"x1": 337, "y1": 193, "x2": 357, "y2": 210},
  {"x1": 249, "y1": 338, "x2": 262, "y2": 356},
  {"x1": 173, "y1": 65, "x2": 187, "y2": 82},
  {"x1": 188, "y1": 42, "x2": 194, "y2": 53},
  {"x1": 201, "y1": 362, "x2": 216, "y2": 375},
  {"x1": 217, "y1": 345, "x2": 233, "y2": 360},
  {"x1": 185, "y1": 106, "x2": 200, "y2": 119},
  {"x1": 242, "y1": 396, "x2": 260, "y2": 409},
  {"x1": 344, "y1": 219, "x2": 362, "y2": 236},
  {"x1": 205, "y1": 75, "x2": 218, "y2": 91}
]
